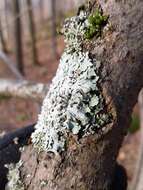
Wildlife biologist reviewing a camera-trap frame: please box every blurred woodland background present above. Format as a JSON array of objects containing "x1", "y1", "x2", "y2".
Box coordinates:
[
  {"x1": 0, "y1": 0, "x2": 141, "y2": 187},
  {"x1": 0, "y1": 0, "x2": 86, "y2": 129}
]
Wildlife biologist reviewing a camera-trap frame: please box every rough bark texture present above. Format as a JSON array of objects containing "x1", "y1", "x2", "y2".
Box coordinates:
[{"x1": 5, "y1": 0, "x2": 143, "y2": 190}]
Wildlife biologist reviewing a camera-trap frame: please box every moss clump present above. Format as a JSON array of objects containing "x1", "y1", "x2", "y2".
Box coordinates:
[{"x1": 85, "y1": 9, "x2": 108, "y2": 39}]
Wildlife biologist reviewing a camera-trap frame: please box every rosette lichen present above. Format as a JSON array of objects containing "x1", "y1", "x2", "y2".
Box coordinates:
[{"x1": 31, "y1": 9, "x2": 111, "y2": 154}]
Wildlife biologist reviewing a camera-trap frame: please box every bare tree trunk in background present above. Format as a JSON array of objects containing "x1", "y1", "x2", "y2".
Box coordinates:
[
  {"x1": 39, "y1": 0, "x2": 45, "y2": 25},
  {"x1": 26, "y1": 0, "x2": 39, "y2": 65},
  {"x1": 50, "y1": 0, "x2": 58, "y2": 59},
  {"x1": 4, "y1": 0, "x2": 10, "y2": 45},
  {"x1": 0, "y1": 17, "x2": 8, "y2": 53},
  {"x1": 12, "y1": 0, "x2": 24, "y2": 75}
]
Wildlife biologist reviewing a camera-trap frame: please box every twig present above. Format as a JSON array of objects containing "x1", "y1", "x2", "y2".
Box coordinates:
[
  {"x1": 0, "y1": 79, "x2": 49, "y2": 102},
  {"x1": 0, "y1": 51, "x2": 23, "y2": 80}
]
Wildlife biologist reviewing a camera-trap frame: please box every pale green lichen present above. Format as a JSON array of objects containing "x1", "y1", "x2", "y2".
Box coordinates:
[
  {"x1": 31, "y1": 8, "x2": 111, "y2": 154},
  {"x1": 5, "y1": 160, "x2": 24, "y2": 190},
  {"x1": 61, "y1": 10, "x2": 88, "y2": 52}
]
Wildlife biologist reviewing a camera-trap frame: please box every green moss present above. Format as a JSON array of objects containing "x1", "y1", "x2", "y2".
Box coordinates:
[
  {"x1": 85, "y1": 9, "x2": 108, "y2": 39},
  {"x1": 129, "y1": 114, "x2": 140, "y2": 134}
]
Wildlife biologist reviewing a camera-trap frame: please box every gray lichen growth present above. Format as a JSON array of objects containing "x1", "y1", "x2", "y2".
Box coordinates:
[
  {"x1": 5, "y1": 160, "x2": 24, "y2": 190},
  {"x1": 40, "y1": 180, "x2": 48, "y2": 188},
  {"x1": 31, "y1": 9, "x2": 111, "y2": 154}
]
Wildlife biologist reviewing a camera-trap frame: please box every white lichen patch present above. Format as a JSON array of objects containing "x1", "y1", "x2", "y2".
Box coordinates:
[
  {"x1": 40, "y1": 180, "x2": 48, "y2": 187},
  {"x1": 5, "y1": 160, "x2": 24, "y2": 190},
  {"x1": 31, "y1": 10, "x2": 111, "y2": 154}
]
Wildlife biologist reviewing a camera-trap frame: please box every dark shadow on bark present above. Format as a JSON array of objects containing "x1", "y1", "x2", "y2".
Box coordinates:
[
  {"x1": 0, "y1": 124, "x2": 35, "y2": 190},
  {"x1": 111, "y1": 163, "x2": 127, "y2": 190}
]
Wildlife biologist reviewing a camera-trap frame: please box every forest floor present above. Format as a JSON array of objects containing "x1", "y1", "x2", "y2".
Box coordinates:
[{"x1": 0, "y1": 35, "x2": 140, "y2": 187}]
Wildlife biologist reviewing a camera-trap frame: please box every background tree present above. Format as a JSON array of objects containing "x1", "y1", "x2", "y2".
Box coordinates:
[
  {"x1": 50, "y1": 0, "x2": 58, "y2": 59},
  {"x1": 0, "y1": 16, "x2": 8, "y2": 53},
  {"x1": 26, "y1": 0, "x2": 39, "y2": 65},
  {"x1": 4, "y1": 0, "x2": 10, "y2": 45},
  {"x1": 12, "y1": 0, "x2": 24, "y2": 75},
  {"x1": 39, "y1": 0, "x2": 45, "y2": 25}
]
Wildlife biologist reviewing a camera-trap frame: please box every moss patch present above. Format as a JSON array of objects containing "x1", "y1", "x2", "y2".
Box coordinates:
[{"x1": 85, "y1": 9, "x2": 108, "y2": 39}]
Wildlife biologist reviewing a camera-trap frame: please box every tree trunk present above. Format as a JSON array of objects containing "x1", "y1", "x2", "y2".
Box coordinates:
[
  {"x1": 4, "y1": 0, "x2": 10, "y2": 44},
  {"x1": 12, "y1": 0, "x2": 24, "y2": 75},
  {"x1": 26, "y1": 0, "x2": 39, "y2": 65},
  {"x1": 39, "y1": 0, "x2": 45, "y2": 25},
  {"x1": 0, "y1": 16, "x2": 8, "y2": 53},
  {"x1": 50, "y1": 0, "x2": 58, "y2": 59},
  {"x1": 5, "y1": 0, "x2": 143, "y2": 190}
]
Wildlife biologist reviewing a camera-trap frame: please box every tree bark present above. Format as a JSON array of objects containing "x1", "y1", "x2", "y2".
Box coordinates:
[{"x1": 5, "y1": 0, "x2": 143, "y2": 190}]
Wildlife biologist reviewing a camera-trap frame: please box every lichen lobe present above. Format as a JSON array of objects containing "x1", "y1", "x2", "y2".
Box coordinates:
[
  {"x1": 31, "y1": 8, "x2": 112, "y2": 154},
  {"x1": 5, "y1": 161, "x2": 24, "y2": 190}
]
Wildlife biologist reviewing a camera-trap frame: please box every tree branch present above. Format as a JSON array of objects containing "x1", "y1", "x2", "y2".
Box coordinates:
[
  {"x1": 0, "y1": 51, "x2": 23, "y2": 80},
  {"x1": 0, "y1": 124, "x2": 35, "y2": 150},
  {"x1": 0, "y1": 79, "x2": 49, "y2": 102},
  {"x1": 4, "y1": 1, "x2": 143, "y2": 189}
]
